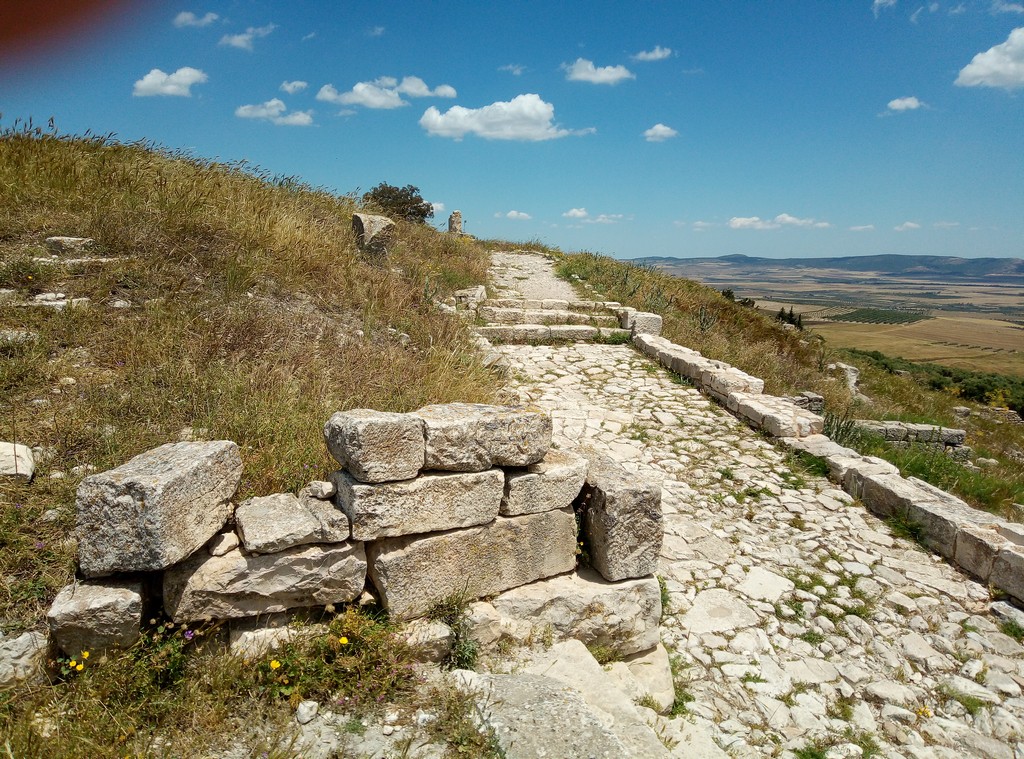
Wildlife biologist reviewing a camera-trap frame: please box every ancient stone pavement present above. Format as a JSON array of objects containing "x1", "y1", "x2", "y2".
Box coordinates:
[{"x1": 487, "y1": 250, "x2": 1024, "y2": 759}]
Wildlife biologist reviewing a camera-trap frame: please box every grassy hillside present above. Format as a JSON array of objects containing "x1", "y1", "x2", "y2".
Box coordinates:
[{"x1": 0, "y1": 128, "x2": 500, "y2": 756}]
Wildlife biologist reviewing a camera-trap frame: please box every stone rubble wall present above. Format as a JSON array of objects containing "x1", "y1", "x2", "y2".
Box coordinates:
[
  {"x1": 45, "y1": 402, "x2": 665, "y2": 666},
  {"x1": 630, "y1": 331, "x2": 1024, "y2": 607},
  {"x1": 853, "y1": 419, "x2": 971, "y2": 461}
]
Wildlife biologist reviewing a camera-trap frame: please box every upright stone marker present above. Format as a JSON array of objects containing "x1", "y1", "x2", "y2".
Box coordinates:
[
  {"x1": 448, "y1": 210, "x2": 463, "y2": 234},
  {"x1": 351, "y1": 213, "x2": 395, "y2": 262}
]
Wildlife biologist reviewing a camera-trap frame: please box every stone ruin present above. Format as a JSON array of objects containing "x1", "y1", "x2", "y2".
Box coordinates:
[
  {"x1": 44, "y1": 403, "x2": 666, "y2": 678},
  {"x1": 351, "y1": 212, "x2": 395, "y2": 263},
  {"x1": 447, "y1": 210, "x2": 462, "y2": 235}
]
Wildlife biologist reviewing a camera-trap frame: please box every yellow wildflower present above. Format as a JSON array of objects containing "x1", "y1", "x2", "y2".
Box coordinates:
[
  {"x1": 81, "y1": 651, "x2": 90, "y2": 659},
  {"x1": 340, "y1": 636, "x2": 349, "y2": 645},
  {"x1": 76, "y1": 663, "x2": 84, "y2": 671},
  {"x1": 69, "y1": 660, "x2": 77, "y2": 668},
  {"x1": 270, "y1": 660, "x2": 281, "y2": 670}
]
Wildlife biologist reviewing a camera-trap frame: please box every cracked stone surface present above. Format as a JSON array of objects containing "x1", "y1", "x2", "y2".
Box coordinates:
[{"x1": 486, "y1": 251, "x2": 1024, "y2": 759}]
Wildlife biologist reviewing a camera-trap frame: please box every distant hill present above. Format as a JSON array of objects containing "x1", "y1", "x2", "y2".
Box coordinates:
[{"x1": 633, "y1": 253, "x2": 1024, "y2": 280}]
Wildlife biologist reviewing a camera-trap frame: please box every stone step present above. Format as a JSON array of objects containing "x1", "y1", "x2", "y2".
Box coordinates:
[
  {"x1": 479, "y1": 305, "x2": 620, "y2": 326},
  {"x1": 476, "y1": 324, "x2": 632, "y2": 344},
  {"x1": 482, "y1": 298, "x2": 621, "y2": 313}
]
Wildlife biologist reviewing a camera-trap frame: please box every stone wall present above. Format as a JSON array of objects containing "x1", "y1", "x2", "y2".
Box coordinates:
[
  {"x1": 46, "y1": 403, "x2": 664, "y2": 669},
  {"x1": 853, "y1": 420, "x2": 970, "y2": 460}
]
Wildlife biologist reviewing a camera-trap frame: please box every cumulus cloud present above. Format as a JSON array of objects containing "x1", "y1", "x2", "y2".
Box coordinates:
[
  {"x1": 850, "y1": 225, "x2": 876, "y2": 231},
  {"x1": 280, "y1": 80, "x2": 308, "y2": 94},
  {"x1": 583, "y1": 214, "x2": 626, "y2": 225},
  {"x1": 895, "y1": 221, "x2": 921, "y2": 231},
  {"x1": 431, "y1": 202, "x2": 446, "y2": 214},
  {"x1": 692, "y1": 221, "x2": 715, "y2": 231},
  {"x1": 562, "y1": 208, "x2": 589, "y2": 218},
  {"x1": 564, "y1": 58, "x2": 635, "y2": 84},
  {"x1": 643, "y1": 123, "x2": 678, "y2": 142},
  {"x1": 873, "y1": 0, "x2": 898, "y2": 17},
  {"x1": 174, "y1": 11, "x2": 218, "y2": 28},
  {"x1": 956, "y1": 27, "x2": 1024, "y2": 89},
  {"x1": 132, "y1": 67, "x2": 207, "y2": 97},
  {"x1": 420, "y1": 93, "x2": 591, "y2": 141},
  {"x1": 220, "y1": 24, "x2": 276, "y2": 51},
  {"x1": 499, "y1": 210, "x2": 531, "y2": 220},
  {"x1": 887, "y1": 95, "x2": 925, "y2": 111},
  {"x1": 632, "y1": 45, "x2": 672, "y2": 61},
  {"x1": 500, "y1": 64, "x2": 525, "y2": 76},
  {"x1": 317, "y1": 76, "x2": 456, "y2": 110},
  {"x1": 729, "y1": 213, "x2": 830, "y2": 230},
  {"x1": 235, "y1": 99, "x2": 312, "y2": 126}
]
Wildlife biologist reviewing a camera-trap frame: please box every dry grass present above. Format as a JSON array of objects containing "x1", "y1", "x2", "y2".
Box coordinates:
[{"x1": 0, "y1": 128, "x2": 495, "y2": 639}]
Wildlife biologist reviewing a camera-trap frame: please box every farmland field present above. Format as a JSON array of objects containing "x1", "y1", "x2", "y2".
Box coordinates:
[
  {"x1": 825, "y1": 308, "x2": 929, "y2": 325},
  {"x1": 811, "y1": 315, "x2": 1024, "y2": 376}
]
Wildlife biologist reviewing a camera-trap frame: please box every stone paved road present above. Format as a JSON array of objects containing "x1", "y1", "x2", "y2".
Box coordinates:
[{"x1": 489, "y1": 251, "x2": 1024, "y2": 759}]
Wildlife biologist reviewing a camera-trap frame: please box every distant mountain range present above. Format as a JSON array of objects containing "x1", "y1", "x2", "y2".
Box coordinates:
[{"x1": 632, "y1": 253, "x2": 1024, "y2": 280}]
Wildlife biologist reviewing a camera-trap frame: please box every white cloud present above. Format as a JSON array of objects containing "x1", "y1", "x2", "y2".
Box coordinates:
[
  {"x1": 500, "y1": 64, "x2": 525, "y2": 76},
  {"x1": 564, "y1": 58, "x2": 635, "y2": 85},
  {"x1": 431, "y1": 202, "x2": 446, "y2": 214},
  {"x1": 235, "y1": 98, "x2": 313, "y2": 126},
  {"x1": 302, "y1": 32, "x2": 316, "y2": 41},
  {"x1": 934, "y1": 220, "x2": 960, "y2": 228},
  {"x1": 692, "y1": 221, "x2": 715, "y2": 231},
  {"x1": 729, "y1": 213, "x2": 830, "y2": 230},
  {"x1": 280, "y1": 80, "x2": 308, "y2": 94},
  {"x1": 956, "y1": 27, "x2": 1024, "y2": 89},
  {"x1": 420, "y1": 93, "x2": 589, "y2": 141},
  {"x1": 949, "y1": 3, "x2": 967, "y2": 13},
  {"x1": 993, "y1": 1, "x2": 1024, "y2": 13},
  {"x1": 895, "y1": 221, "x2": 921, "y2": 231},
  {"x1": 849, "y1": 224, "x2": 876, "y2": 231},
  {"x1": 632, "y1": 45, "x2": 673, "y2": 62},
  {"x1": 910, "y1": 6, "x2": 924, "y2": 23},
  {"x1": 500, "y1": 210, "x2": 531, "y2": 220},
  {"x1": 873, "y1": 0, "x2": 898, "y2": 17},
  {"x1": 369, "y1": 26, "x2": 385, "y2": 36},
  {"x1": 132, "y1": 67, "x2": 207, "y2": 97},
  {"x1": 220, "y1": 24, "x2": 276, "y2": 51},
  {"x1": 317, "y1": 76, "x2": 456, "y2": 110},
  {"x1": 887, "y1": 95, "x2": 925, "y2": 111},
  {"x1": 174, "y1": 11, "x2": 218, "y2": 28},
  {"x1": 583, "y1": 214, "x2": 625, "y2": 224},
  {"x1": 643, "y1": 123, "x2": 678, "y2": 142},
  {"x1": 562, "y1": 208, "x2": 589, "y2": 218}
]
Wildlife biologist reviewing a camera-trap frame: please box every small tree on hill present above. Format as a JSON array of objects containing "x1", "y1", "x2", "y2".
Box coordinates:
[{"x1": 362, "y1": 183, "x2": 434, "y2": 224}]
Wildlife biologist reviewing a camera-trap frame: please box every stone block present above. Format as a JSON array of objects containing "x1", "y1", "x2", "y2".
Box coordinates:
[
  {"x1": 996, "y1": 523, "x2": 1024, "y2": 547},
  {"x1": 630, "y1": 312, "x2": 663, "y2": 336},
  {"x1": 351, "y1": 213, "x2": 394, "y2": 259},
  {"x1": 474, "y1": 324, "x2": 550, "y2": 343},
  {"x1": 607, "y1": 643, "x2": 676, "y2": 713},
  {"x1": 0, "y1": 441, "x2": 34, "y2": 479},
  {"x1": 548, "y1": 324, "x2": 598, "y2": 341},
  {"x1": 76, "y1": 441, "x2": 241, "y2": 577},
  {"x1": 702, "y1": 369, "x2": 764, "y2": 400},
  {"x1": 365, "y1": 508, "x2": 576, "y2": 619},
  {"x1": 402, "y1": 619, "x2": 454, "y2": 663},
  {"x1": 598, "y1": 327, "x2": 632, "y2": 340},
  {"x1": 490, "y1": 568, "x2": 661, "y2": 656},
  {"x1": 859, "y1": 473, "x2": 922, "y2": 520},
  {"x1": 47, "y1": 580, "x2": 142, "y2": 655},
  {"x1": 332, "y1": 468, "x2": 502, "y2": 541},
  {"x1": 478, "y1": 306, "x2": 523, "y2": 324},
  {"x1": 616, "y1": 307, "x2": 637, "y2": 328},
  {"x1": 452, "y1": 285, "x2": 485, "y2": 309},
  {"x1": 955, "y1": 526, "x2": 1009, "y2": 582},
  {"x1": 45, "y1": 236, "x2": 95, "y2": 255},
  {"x1": 903, "y1": 499, "x2": 961, "y2": 560},
  {"x1": 581, "y1": 451, "x2": 662, "y2": 582},
  {"x1": 829, "y1": 456, "x2": 899, "y2": 498},
  {"x1": 323, "y1": 409, "x2": 424, "y2": 484},
  {"x1": 0, "y1": 631, "x2": 48, "y2": 689},
  {"x1": 991, "y1": 545, "x2": 1024, "y2": 604},
  {"x1": 163, "y1": 542, "x2": 366, "y2": 622},
  {"x1": 414, "y1": 403, "x2": 551, "y2": 472},
  {"x1": 631, "y1": 332, "x2": 670, "y2": 359},
  {"x1": 236, "y1": 492, "x2": 349, "y2": 553},
  {"x1": 502, "y1": 449, "x2": 588, "y2": 516}
]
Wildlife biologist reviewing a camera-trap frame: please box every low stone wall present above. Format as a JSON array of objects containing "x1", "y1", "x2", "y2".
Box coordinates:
[
  {"x1": 630, "y1": 331, "x2": 1024, "y2": 606},
  {"x1": 45, "y1": 403, "x2": 665, "y2": 669},
  {"x1": 854, "y1": 419, "x2": 970, "y2": 460}
]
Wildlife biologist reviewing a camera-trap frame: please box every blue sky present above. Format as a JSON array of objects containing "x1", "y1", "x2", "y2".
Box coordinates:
[{"x1": 2, "y1": 0, "x2": 1023, "y2": 260}]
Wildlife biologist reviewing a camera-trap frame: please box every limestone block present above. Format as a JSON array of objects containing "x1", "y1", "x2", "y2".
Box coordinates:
[
  {"x1": 779, "y1": 434, "x2": 857, "y2": 460},
  {"x1": 414, "y1": 403, "x2": 551, "y2": 472},
  {"x1": 939, "y1": 428, "x2": 967, "y2": 446},
  {"x1": 452, "y1": 285, "x2": 486, "y2": 309},
  {"x1": 568, "y1": 300, "x2": 599, "y2": 311},
  {"x1": 490, "y1": 568, "x2": 662, "y2": 656},
  {"x1": 541, "y1": 299, "x2": 569, "y2": 310},
  {"x1": 630, "y1": 311, "x2": 663, "y2": 336},
  {"x1": 351, "y1": 213, "x2": 394, "y2": 258},
  {"x1": 955, "y1": 526, "x2": 1009, "y2": 582},
  {"x1": 478, "y1": 306, "x2": 523, "y2": 324},
  {"x1": 402, "y1": 619, "x2": 454, "y2": 663},
  {"x1": 332, "y1": 468, "x2": 502, "y2": 540},
  {"x1": 163, "y1": 542, "x2": 366, "y2": 622},
  {"x1": 0, "y1": 631, "x2": 48, "y2": 689},
  {"x1": 365, "y1": 508, "x2": 576, "y2": 619},
  {"x1": 454, "y1": 670, "x2": 634, "y2": 758},
  {"x1": 548, "y1": 324, "x2": 598, "y2": 341},
  {"x1": 323, "y1": 409, "x2": 424, "y2": 484},
  {"x1": 47, "y1": 580, "x2": 142, "y2": 655},
  {"x1": 474, "y1": 324, "x2": 550, "y2": 343},
  {"x1": 208, "y1": 531, "x2": 239, "y2": 556},
  {"x1": 598, "y1": 327, "x2": 632, "y2": 341},
  {"x1": 903, "y1": 498, "x2": 961, "y2": 560},
  {"x1": 45, "y1": 236, "x2": 95, "y2": 255},
  {"x1": 0, "y1": 441, "x2": 34, "y2": 479},
  {"x1": 607, "y1": 643, "x2": 677, "y2": 714},
  {"x1": 631, "y1": 332, "x2": 671, "y2": 359},
  {"x1": 580, "y1": 451, "x2": 662, "y2": 582},
  {"x1": 228, "y1": 616, "x2": 325, "y2": 658},
  {"x1": 830, "y1": 456, "x2": 899, "y2": 499},
  {"x1": 991, "y1": 545, "x2": 1024, "y2": 604},
  {"x1": 616, "y1": 307, "x2": 637, "y2": 328},
  {"x1": 501, "y1": 449, "x2": 588, "y2": 516},
  {"x1": 702, "y1": 370, "x2": 764, "y2": 401},
  {"x1": 76, "y1": 441, "x2": 241, "y2": 577},
  {"x1": 998, "y1": 523, "x2": 1024, "y2": 547},
  {"x1": 236, "y1": 492, "x2": 349, "y2": 553}
]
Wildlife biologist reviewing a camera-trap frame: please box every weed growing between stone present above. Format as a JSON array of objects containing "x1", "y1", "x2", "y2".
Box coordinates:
[{"x1": 426, "y1": 588, "x2": 479, "y2": 671}]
